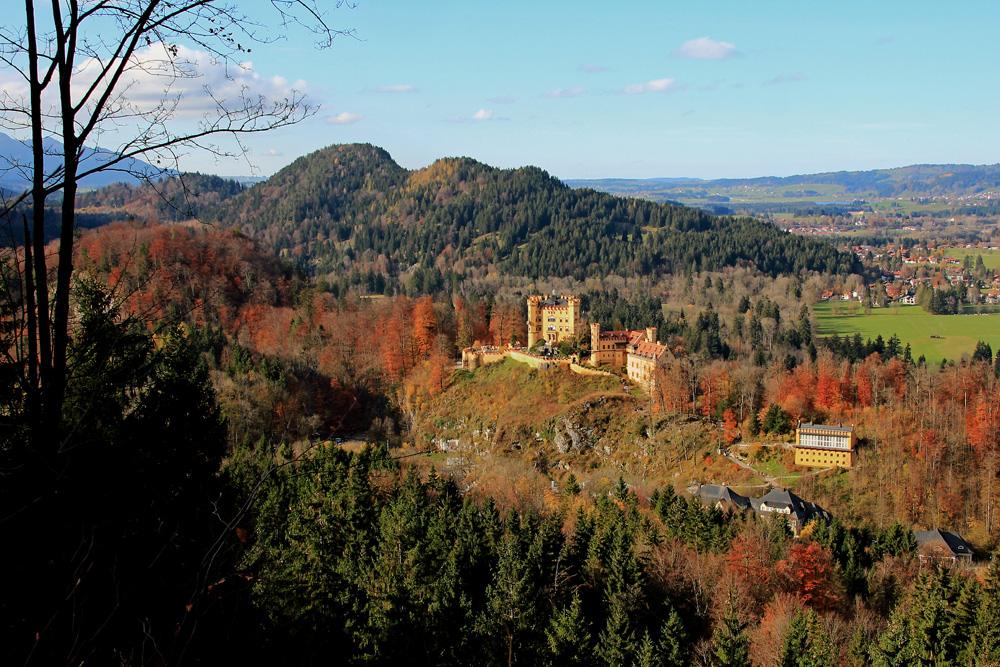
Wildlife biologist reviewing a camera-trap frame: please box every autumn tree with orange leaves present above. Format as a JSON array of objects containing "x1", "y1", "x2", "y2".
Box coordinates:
[{"x1": 776, "y1": 542, "x2": 841, "y2": 612}]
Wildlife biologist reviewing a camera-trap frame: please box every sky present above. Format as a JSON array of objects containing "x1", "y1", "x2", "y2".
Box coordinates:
[{"x1": 6, "y1": 0, "x2": 1000, "y2": 180}]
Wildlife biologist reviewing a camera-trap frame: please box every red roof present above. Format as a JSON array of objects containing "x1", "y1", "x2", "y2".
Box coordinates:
[{"x1": 631, "y1": 341, "x2": 668, "y2": 360}]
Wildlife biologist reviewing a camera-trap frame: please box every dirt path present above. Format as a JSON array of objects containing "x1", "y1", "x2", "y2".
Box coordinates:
[{"x1": 721, "y1": 448, "x2": 834, "y2": 488}]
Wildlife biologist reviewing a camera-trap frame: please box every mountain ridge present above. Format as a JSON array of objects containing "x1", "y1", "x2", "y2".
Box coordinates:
[
  {"x1": 73, "y1": 143, "x2": 863, "y2": 287},
  {"x1": 0, "y1": 131, "x2": 172, "y2": 194},
  {"x1": 565, "y1": 163, "x2": 1000, "y2": 206}
]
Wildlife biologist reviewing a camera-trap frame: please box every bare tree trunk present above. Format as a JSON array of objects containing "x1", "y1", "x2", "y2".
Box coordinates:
[
  {"x1": 22, "y1": 216, "x2": 38, "y2": 419},
  {"x1": 26, "y1": 0, "x2": 53, "y2": 421}
]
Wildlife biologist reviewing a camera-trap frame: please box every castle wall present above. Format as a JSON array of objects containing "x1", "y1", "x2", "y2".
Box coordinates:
[
  {"x1": 569, "y1": 363, "x2": 615, "y2": 377},
  {"x1": 508, "y1": 349, "x2": 559, "y2": 371}
]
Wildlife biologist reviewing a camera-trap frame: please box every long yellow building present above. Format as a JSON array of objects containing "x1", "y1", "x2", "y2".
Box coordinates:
[{"x1": 794, "y1": 422, "x2": 855, "y2": 468}]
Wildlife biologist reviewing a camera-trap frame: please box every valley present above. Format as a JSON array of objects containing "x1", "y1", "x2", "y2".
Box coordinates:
[{"x1": 5, "y1": 143, "x2": 1000, "y2": 666}]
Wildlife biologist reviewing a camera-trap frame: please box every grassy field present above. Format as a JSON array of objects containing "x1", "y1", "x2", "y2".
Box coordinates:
[
  {"x1": 814, "y1": 301, "x2": 1000, "y2": 362},
  {"x1": 943, "y1": 248, "x2": 1000, "y2": 270}
]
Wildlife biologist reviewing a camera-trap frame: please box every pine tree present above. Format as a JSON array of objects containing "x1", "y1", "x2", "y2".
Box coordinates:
[
  {"x1": 780, "y1": 609, "x2": 834, "y2": 667},
  {"x1": 872, "y1": 569, "x2": 955, "y2": 667},
  {"x1": 947, "y1": 575, "x2": 980, "y2": 666},
  {"x1": 971, "y1": 555, "x2": 1000, "y2": 666},
  {"x1": 713, "y1": 592, "x2": 751, "y2": 667},
  {"x1": 545, "y1": 593, "x2": 592, "y2": 666},
  {"x1": 635, "y1": 630, "x2": 660, "y2": 667},
  {"x1": 659, "y1": 603, "x2": 688, "y2": 667},
  {"x1": 847, "y1": 625, "x2": 872, "y2": 667},
  {"x1": 597, "y1": 592, "x2": 636, "y2": 666},
  {"x1": 483, "y1": 524, "x2": 534, "y2": 667}
]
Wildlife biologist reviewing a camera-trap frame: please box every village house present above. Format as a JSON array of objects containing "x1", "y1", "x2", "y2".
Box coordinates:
[{"x1": 914, "y1": 529, "x2": 974, "y2": 565}]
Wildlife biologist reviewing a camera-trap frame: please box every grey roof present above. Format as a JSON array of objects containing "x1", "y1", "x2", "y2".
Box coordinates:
[
  {"x1": 914, "y1": 529, "x2": 974, "y2": 558},
  {"x1": 540, "y1": 293, "x2": 572, "y2": 307},
  {"x1": 693, "y1": 485, "x2": 829, "y2": 529},
  {"x1": 695, "y1": 484, "x2": 751, "y2": 510},
  {"x1": 756, "y1": 487, "x2": 830, "y2": 523},
  {"x1": 797, "y1": 422, "x2": 854, "y2": 433}
]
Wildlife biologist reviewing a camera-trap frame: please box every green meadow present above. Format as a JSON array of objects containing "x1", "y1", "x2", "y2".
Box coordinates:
[
  {"x1": 813, "y1": 301, "x2": 1000, "y2": 363},
  {"x1": 943, "y1": 248, "x2": 1000, "y2": 270}
]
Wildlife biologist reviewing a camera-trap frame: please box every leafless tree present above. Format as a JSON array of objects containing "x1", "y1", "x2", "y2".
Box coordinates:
[{"x1": 0, "y1": 0, "x2": 351, "y2": 431}]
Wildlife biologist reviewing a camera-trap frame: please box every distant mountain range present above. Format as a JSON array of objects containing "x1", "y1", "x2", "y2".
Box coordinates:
[
  {"x1": 0, "y1": 131, "x2": 170, "y2": 194},
  {"x1": 565, "y1": 164, "x2": 1000, "y2": 209}
]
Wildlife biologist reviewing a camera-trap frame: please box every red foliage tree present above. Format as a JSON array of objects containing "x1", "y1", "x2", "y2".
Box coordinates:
[
  {"x1": 378, "y1": 296, "x2": 416, "y2": 381},
  {"x1": 412, "y1": 296, "x2": 437, "y2": 359},
  {"x1": 776, "y1": 541, "x2": 841, "y2": 612},
  {"x1": 968, "y1": 394, "x2": 1000, "y2": 461},
  {"x1": 723, "y1": 408, "x2": 740, "y2": 445}
]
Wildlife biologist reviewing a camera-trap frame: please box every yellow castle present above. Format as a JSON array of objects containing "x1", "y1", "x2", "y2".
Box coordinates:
[{"x1": 526, "y1": 293, "x2": 581, "y2": 347}]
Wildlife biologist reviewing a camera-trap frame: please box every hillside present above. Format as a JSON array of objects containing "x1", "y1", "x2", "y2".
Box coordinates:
[
  {"x1": 412, "y1": 359, "x2": 742, "y2": 492},
  {"x1": 74, "y1": 143, "x2": 861, "y2": 288}
]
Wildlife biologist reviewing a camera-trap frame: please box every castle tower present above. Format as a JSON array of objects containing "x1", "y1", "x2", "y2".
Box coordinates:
[
  {"x1": 526, "y1": 295, "x2": 542, "y2": 348},
  {"x1": 590, "y1": 322, "x2": 601, "y2": 365},
  {"x1": 645, "y1": 327, "x2": 658, "y2": 344},
  {"x1": 567, "y1": 297, "x2": 580, "y2": 337}
]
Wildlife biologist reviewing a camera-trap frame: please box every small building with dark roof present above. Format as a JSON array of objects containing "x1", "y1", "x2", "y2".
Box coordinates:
[
  {"x1": 914, "y1": 529, "x2": 974, "y2": 565},
  {"x1": 693, "y1": 484, "x2": 751, "y2": 512},
  {"x1": 692, "y1": 485, "x2": 829, "y2": 536},
  {"x1": 749, "y1": 487, "x2": 831, "y2": 534}
]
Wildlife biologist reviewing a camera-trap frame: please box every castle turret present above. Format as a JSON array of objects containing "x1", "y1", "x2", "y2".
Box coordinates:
[
  {"x1": 590, "y1": 322, "x2": 601, "y2": 365},
  {"x1": 645, "y1": 327, "x2": 658, "y2": 344},
  {"x1": 567, "y1": 297, "x2": 581, "y2": 337},
  {"x1": 527, "y1": 295, "x2": 542, "y2": 348}
]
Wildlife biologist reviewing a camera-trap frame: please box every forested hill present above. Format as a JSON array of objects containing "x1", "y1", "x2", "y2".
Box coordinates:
[{"x1": 78, "y1": 144, "x2": 861, "y2": 286}]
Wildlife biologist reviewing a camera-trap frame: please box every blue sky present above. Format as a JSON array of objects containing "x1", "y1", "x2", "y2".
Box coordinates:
[{"x1": 11, "y1": 1, "x2": 1000, "y2": 180}]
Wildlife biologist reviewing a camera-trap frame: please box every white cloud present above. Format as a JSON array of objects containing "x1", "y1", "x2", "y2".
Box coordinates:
[
  {"x1": 763, "y1": 72, "x2": 804, "y2": 86},
  {"x1": 673, "y1": 37, "x2": 739, "y2": 60},
  {"x1": 64, "y1": 43, "x2": 311, "y2": 119},
  {"x1": 449, "y1": 109, "x2": 496, "y2": 123},
  {"x1": 375, "y1": 84, "x2": 417, "y2": 93},
  {"x1": 623, "y1": 78, "x2": 677, "y2": 95},
  {"x1": 579, "y1": 64, "x2": 608, "y2": 74},
  {"x1": 327, "y1": 112, "x2": 362, "y2": 124},
  {"x1": 260, "y1": 149, "x2": 282, "y2": 156},
  {"x1": 542, "y1": 86, "x2": 584, "y2": 98}
]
